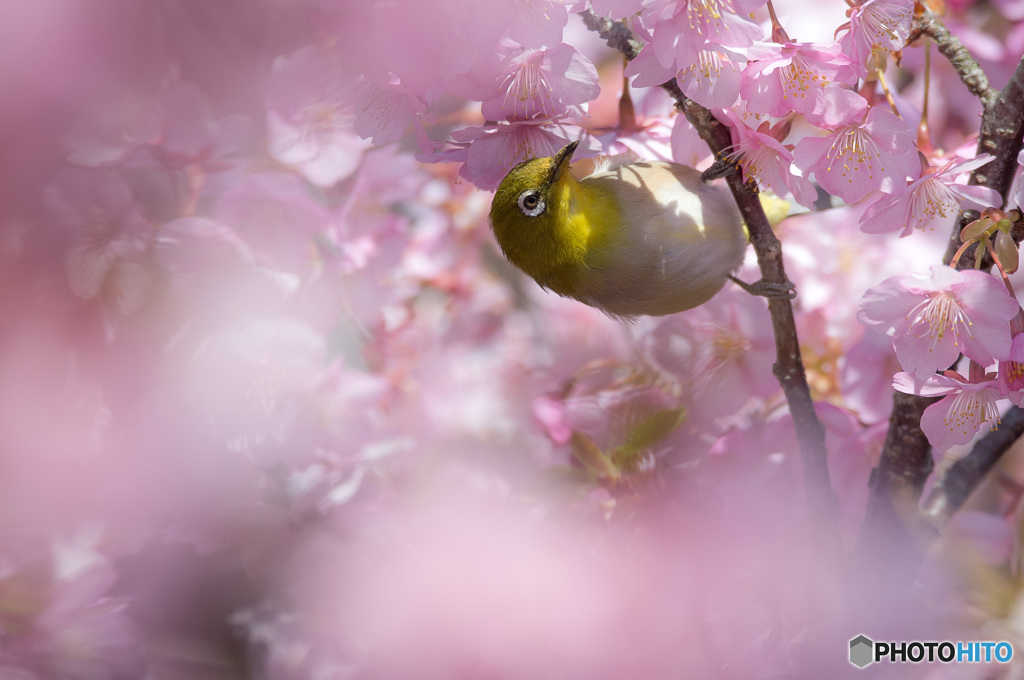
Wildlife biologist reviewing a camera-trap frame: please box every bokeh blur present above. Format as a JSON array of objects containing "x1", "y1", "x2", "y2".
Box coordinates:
[{"x1": 2, "y1": 0, "x2": 1024, "y2": 678}]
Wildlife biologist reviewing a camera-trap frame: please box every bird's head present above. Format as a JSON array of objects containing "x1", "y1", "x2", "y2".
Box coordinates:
[{"x1": 488, "y1": 141, "x2": 584, "y2": 283}]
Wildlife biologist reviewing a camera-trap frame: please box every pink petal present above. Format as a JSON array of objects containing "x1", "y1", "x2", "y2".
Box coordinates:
[{"x1": 892, "y1": 371, "x2": 959, "y2": 397}]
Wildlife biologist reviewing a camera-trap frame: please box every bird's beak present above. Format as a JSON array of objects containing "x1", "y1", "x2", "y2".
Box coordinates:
[{"x1": 548, "y1": 140, "x2": 579, "y2": 186}]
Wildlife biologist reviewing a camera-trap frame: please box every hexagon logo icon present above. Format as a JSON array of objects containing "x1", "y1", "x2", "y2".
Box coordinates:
[{"x1": 850, "y1": 635, "x2": 874, "y2": 668}]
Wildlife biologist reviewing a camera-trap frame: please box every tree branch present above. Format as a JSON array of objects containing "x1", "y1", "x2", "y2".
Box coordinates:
[
  {"x1": 941, "y1": 56, "x2": 1024, "y2": 268},
  {"x1": 913, "y1": 12, "x2": 997, "y2": 110},
  {"x1": 580, "y1": 9, "x2": 838, "y2": 531},
  {"x1": 859, "y1": 392, "x2": 940, "y2": 556},
  {"x1": 920, "y1": 407, "x2": 1024, "y2": 527}
]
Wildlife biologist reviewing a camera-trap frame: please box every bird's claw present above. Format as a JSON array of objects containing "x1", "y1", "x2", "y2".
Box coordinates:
[
  {"x1": 728, "y1": 275, "x2": 797, "y2": 300},
  {"x1": 700, "y1": 157, "x2": 740, "y2": 183}
]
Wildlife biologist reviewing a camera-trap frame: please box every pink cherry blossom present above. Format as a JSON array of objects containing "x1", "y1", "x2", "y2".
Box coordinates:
[
  {"x1": 684, "y1": 286, "x2": 779, "y2": 418},
  {"x1": 741, "y1": 41, "x2": 855, "y2": 117},
  {"x1": 212, "y1": 172, "x2": 333, "y2": 273},
  {"x1": 801, "y1": 84, "x2": 868, "y2": 129},
  {"x1": 625, "y1": 41, "x2": 743, "y2": 110},
  {"x1": 67, "y1": 76, "x2": 250, "y2": 171},
  {"x1": 623, "y1": 0, "x2": 765, "y2": 97},
  {"x1": 860, "y1": 154, "x2": 1002, "y2": 236},
  {"x1": 778, "y1": 199, "x2": 947, "y2": 333},
  {"x1": 894, "y1": 371, "x2": 1004, "y2": 452},
  {"x1": 593, "y1": 117, "x2": 675, "y2": 162},
  {"x1": 265, "y1": 47, "x2": 371, "y2": 188},
  {"x1": 820, "y1": 404, "x2": 883, "y2": 547},
  {"x1": 45, "y1": 169, "x2": 153, "y2": 314},
  {"x1": 635, "y1": 285, "x2": 777, "y2": 422},
  {"x1": 532, "y1": 393, "x2": 573, "y2": 445},
  {"x1": 722, "y1": 110, "x2": 818, "y2": 208},
  {"x1": 2, "y1": 0, "x2": 1020, "y2": 674},
  {"x1": 352, "y1": 81, "x2": 430, "y2": 148},
  {"x1": 481, "y1": 43, "x2": 600, "y2": 122},
  {"x1": 142, "y1": 79, "x2": 251, "y2": 172},
  {"x1": 155, "y1": 217, "x2": 254, "y2": 278},
  {"x1": 671, "y1": 113, "x2": 713, "y2": 167},
  {"x1": 858, "y1": 265, "x2": 1019, "y2": 379},
  {"x1": 623, "y1": 43, "x2": 676, "y2": 88},
  {"x1": 841, "y1": 328, "x2": 901, "y2": 424},
  {"x1": 638, "y1": 0, "x2": 766, "y2": 74},
  {"x1": 674, "y1": 45, "x2": 745, "y2": 110},
  {"x1": 588, "y1": 85, "x2": 677, "y2": 161},
  {"x1": 998, "y1": 332, "x2": 1024, "y2": 404},
  {"x1": 447, "y1": 120, "x2": 586, "y2": 191},
  {"x1": 837, "y1": 0, "x2": 915, "y2": 77},
  {"x1": 502, "y1": 0, "x2": 574, "y2": 49},
  {"x1": 794, "y1": 94, "x2": 919, "y2": 204}
]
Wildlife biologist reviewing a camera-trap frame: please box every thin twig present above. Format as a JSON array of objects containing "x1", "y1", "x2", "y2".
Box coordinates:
[
  {"x1": 913, "y1": 12, "x2": 997, "y2": 110},
  {"x1": 579, "y1": 9, "x2": 838, "y2": 531},
  {"x1": 921, "y1": 407, "x2": 1024, "y2": 527}
]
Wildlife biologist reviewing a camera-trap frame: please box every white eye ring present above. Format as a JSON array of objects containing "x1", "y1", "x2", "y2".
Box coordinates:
[{"x1": 517, "y1": 191, "x2": 545, "y2": 217}]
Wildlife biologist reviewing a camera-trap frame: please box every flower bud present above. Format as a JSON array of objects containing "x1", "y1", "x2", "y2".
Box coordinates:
[{"x1": 995, "y1": 229, "x2": 1019, "y2": 274}]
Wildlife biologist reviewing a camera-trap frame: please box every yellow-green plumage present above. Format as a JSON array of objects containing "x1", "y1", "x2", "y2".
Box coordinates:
[{"x1": 489, "y1": 141, "x2": 747, "y2": 318}]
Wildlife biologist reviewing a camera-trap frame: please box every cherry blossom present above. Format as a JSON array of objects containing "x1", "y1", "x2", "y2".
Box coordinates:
[
  {"x1": 860, "y1": 154, "x2": 1002, "y2": 236},
  {"x1": 4, "y1": 0, "x2": 1024, "y2": 675},
  {"x1": 481, "y1": 43, "x2": 601, "y2": 122},
  {"x1": 841, "y1": 328, "x2": 901, "y2": 424},
  {"x1": 836, "y1": 0, "x2": 915, "y2": 77},
  {"x1": 741, "y1": 41, "x2": 855, "y2": 117},
  {"x1": 894, "y1": 371, "x2": 1004, "y2": 452},
  {"x1": 448, "y1": 120, "x2": 587, "y2": 191},
  {"x1": 637, "y1": 0, "x2": 766, "y2": 74},
  {"x1": 501, "y1": 0, "x2": 575, "y2": 50},
  {"x1": 998, "y1": 332, "x2": 1024, "y2": 404},
  {"x1": 722, "y1": 109, "x2": 818, "y2": 208},
  {"x1": 794, "y1": 90, "x2": 920, "y2": 204},
  {"x1": 353, "y1": 81, "x2": 431, "y2": 148},
  {"x1": 45, "y1": 169, "x2": 153, "y2": 314},
  {"x1": 212, "y1": 172, "x2": 333, "y2": 273},
  {"x1": 265, "y1": 47, "x2": 371, "y2": 188},
  {"x1": 858, "y1": 265, "x2": 1019, "y2": 379},
  {"x1": 675, "y1": 45, "x2": 745, "y2": 110}
]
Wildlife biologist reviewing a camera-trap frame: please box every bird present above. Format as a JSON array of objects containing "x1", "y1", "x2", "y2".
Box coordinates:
[{"x1": 488, "y1": 140, "x2": 749, "y2": 318}]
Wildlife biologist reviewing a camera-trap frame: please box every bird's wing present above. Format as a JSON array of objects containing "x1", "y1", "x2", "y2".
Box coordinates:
[{"x1": 571, "y1": 150, "x2": 643, "y2": 181}]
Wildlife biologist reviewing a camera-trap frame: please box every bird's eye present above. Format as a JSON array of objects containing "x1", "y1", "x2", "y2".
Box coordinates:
[{"x1": 517, "y1": 191, "x2": 545, "y2": 217}]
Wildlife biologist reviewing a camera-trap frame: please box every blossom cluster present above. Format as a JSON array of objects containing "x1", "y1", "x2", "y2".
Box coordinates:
[
  {"x1": 860, "y1": 265, "x2": 1023, "y2": 451},
  {"x1": 1, "y1": 0, "x2": 1024, "y2": 678}
]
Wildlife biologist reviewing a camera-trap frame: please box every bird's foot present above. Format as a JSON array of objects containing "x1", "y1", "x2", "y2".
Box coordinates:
[
  {"x1": 728, "y1": 275, "x2": 796, "y2": 300},
  {"x1": 700, "y1": 157, "x2": 740, "y2": 183}
]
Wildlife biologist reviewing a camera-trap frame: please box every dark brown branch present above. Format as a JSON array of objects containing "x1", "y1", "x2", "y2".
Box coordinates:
[
  {"x1": 860, "y1": 392, "x2": 940, "y2": 556},
  {"x1": 943, "y1": 56, "x2": 1024, "y2": 267},
  {"x1": 913, "y1": 12, "x2": 996, "y2": 110},
  {"x1": 580, "y1": 9, "x2": 838, "y2": 531},
  {"x1": 579, "y1": 11, "x2": 642, "y2": 60},
  {"x1": 920, "y1": 407, "x2": 1024, "y2": 527}
]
